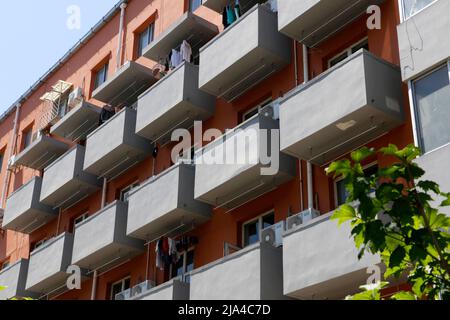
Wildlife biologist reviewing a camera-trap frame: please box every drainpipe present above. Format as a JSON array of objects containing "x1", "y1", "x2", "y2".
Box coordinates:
[
  {"x1": 91, "y1": 270, "x2": 98, "y2": 300},
  {"x1": 1, "y1": 103, "x2": 21, "y2": 207},
  {"x1": 302, "y1": 44, "x2": 314, "y2": 210},
  {"x1": 116, "y1": 2, "x2": 127, "y2": 71},
  {"x1": 101, "y1": 178, "x2": 107, "y2": 209}
]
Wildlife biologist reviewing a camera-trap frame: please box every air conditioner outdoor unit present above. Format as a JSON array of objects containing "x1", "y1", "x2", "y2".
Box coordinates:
[
  {"x1": 131, "y1": 280, "x2": 155, "y2": 297},
  {"x1": 286, "y1": 213, "x2": 303, "y2": 230},
  {"x1": 68, "y1": 87, "x2": 83, "y2": 108},
  {"x1": 261, "y1": 221, "x2": 285, "y2": 247},
  {"x1": 115, "y1": 288, "x2": 132, "y2": 300}
]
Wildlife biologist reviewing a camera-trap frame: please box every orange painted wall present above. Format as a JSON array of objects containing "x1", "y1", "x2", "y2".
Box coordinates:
[{"x1": 0, "y1": 0, "x2": 414, "y2": 299}]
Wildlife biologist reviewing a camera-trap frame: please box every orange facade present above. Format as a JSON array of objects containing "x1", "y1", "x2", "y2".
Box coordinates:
[{"x1": 0, "y1": 0, "x2": 413, "y2": 300}]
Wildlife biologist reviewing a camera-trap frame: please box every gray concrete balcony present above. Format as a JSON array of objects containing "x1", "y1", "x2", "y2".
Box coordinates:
[
  {"x1": 25, "y1": 233, "x2": 74, "y2": 294},
  {"x1": 416, "y1": 143, "x2": 450, "y2": 216},
  {"x1": 136, "y1": 62, "x2": 215, "y2": 144},
  {"x1": 40, "y1": 145, "x2": 101, "y2": 210},
  {"x1": 198, "y1": 4, "x2": 291, "y2": 102},
  {"x1": 202, "y1": 0, "x2": 266, "y2": 13},
  {"x1": 0, "y1": 259, "x2": 38, "y2": 300},
  {"x1": 277, "y1": 0, "x2": 384, "y2": 46},
  {"x1": 142, "y1": 12, "x2": 218, "y2": 63},
  {"x1": 132, "y1": 279, "x2": 190, "y2": 300},
  {"x1": 397, "y1": 0, "x2": 450, "y2": 81},
  {"x1": 279, "y1": 50, "x2": 404, "y2": 165},
  {"x1": 13, "y1": 134, "x2": 69, "y2": 170},
  {"x1": 194, "y1": 105, "x2": 296, "y2": 210},
  {"x1": 71, "y1": 201, "x2": 145, "y2": 270},
  {"x1": 127, "y1": 163, "x2": 211, "y2": 240},
  {"x1": 83, "y1": 107, "x2": 153, "y2": 180},
  {"x1": 283, "y1": 213, "x2": 381, "y2": 300},
  {"x1": 190, "y1": 243, "x2": 284, "y2": 300},
  {"x1": 2, "y1": 177, "x2": 57, "y2": 234},
  {"x1": 92, "y1": 61, "x2": 157, "y2": 107},
  {"x1": 50, "y1": 101, "x2": 101, "y2": 142}
]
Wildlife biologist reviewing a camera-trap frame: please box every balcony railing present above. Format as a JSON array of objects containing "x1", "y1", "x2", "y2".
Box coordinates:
[
  {"x1": 279, "y1": 49, "x2": 404, "y2": 165},
  {"x1": 92, "y1": 61, "x2": 157, "y2": 108},
  {"x1": 283, "y1": 213, "x2": 381, "y2": 299},
  {"x1": 0, "y1": 259, "x2": 37, "y2": 300},
  {"x1": 50, "y1": 101, "x2": 101, "y2": 142},
  {"x1": 2, "y1": 177, "x2": 57, "y2": 234},
  {"x1": 127, "y1": 163, "x2": 211, "y2": 240},
  {"x1": 39, "y1": 145, "x2": 101, "y2": 209},
  {"x1": 198, "y1": 4, "x2": 291, "y2": 102},
  {"x1": 25, "y1": 233, "x2": 74, "y2": 294},
  {"x1": 277, "y1": 0, "x2": 385, "y2": 46},
  {"x1": 13, "y1": 134, "x2": 69, "y2": 170},
  {"x1": 136, "y1": 62, "x2": 215, "y2": 145},
  {"x1": 397, "y1": 0, "x2": 449, "y2": 81},
  {"x1": 71, "y1": 201, "x2": 145, "y2": 271},
  {"x1": 189, "y1": 242, "x2": 284, "y2": 300},
  {"x1": 83, "y1": 107, "x2": 153, "y2": 180},
  {"x1": 194, "y1": 105, "x2": 296, "y2": 210}
]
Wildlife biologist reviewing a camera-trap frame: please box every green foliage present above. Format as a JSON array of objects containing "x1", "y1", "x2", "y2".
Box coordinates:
[
  {"x1": 327, "y1": 144, "x2": 450, "y2": 300},
  {"x1": 0, "y1": 286, "x2": 6, "y2": 291},
  {"x1": 345, "y1": 282, "x2": 389, "y2": 300}
]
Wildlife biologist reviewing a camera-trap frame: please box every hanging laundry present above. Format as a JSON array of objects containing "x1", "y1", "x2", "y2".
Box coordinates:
[
  {"x1": 234, "y1": 0, "x2": 241, "y2": 19},
  {"x1": 155, "y1": 238, "x2": 164, "y2": 270},
  {"x1": 180, "y1": 40, "x2": 192, "y2": 63},
  {"x1": 226, "y1": 5, "x2": 236, "y2": 26},
  {"x1": 170, "y1": 49, "x2": 182, "y2": 69}
]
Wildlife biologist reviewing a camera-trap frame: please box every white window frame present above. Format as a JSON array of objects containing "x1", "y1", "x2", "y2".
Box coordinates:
[
  {"x1": 33, "y1": 238, "x2": 52, "y2": 252},
  {"x1": 407, "y1": 60, "x2": 450, "y2": 154},
  {"x1": 327, "y1": 37, "x2": 369, "y2": 69},
  {"x1": 241, "y1": 210, "x2": 275, "y2": 247},
  {"x1": 120, "y1": 181, "x2": 139, "y2": 202},
  {"x1": 334, "y1": 161, "x2": 378, "y2": 207},
  {"x1": 398, "y1": 0, "x2": 438, "y2": 22},
  {"x1": 110, "y1": 276, "x2": 131, "y2": 300},
  {"x1": 73, "y1": 212, "x2": 89, "y2": 232},
  {"x1": 241, "y1": 98, "x2": 272, "y2": 122},
  {"x1": 170, "y1": 247, "x2": 195, "y2": 281}
]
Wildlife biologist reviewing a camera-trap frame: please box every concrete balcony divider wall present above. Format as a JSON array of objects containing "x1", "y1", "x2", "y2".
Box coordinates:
[
  {"x1": 25, "y1": 233, "x2": 74, "y2": 295},
  {"x1": 40, "y1": 145, "x2": 102, "y2": 209},
  {"x1": 71, "y1": 201, "x2": 145, "y2": 270},
  {"x1": 198, "y1": 4, "x2": 291, "y2": 102},
  {"x1": 277, "y1": 0, "x2": 385, "y2": 46},
  {"x1": 136, "y1": 62, "x2": 215, "y2": 144},
  {"x1": 397, "y1": 0, "x2": 450, "y2": 81},
  {"x1": 2, "y1": 176, "x2": 57, "y2": 234},
  {"x1": 283, "y1": 213, "x2": 381, "y2": 299},
  {"x1": 194, "y1": 106, "x2": 296, "y2": 210},
  {"x1": 0, "y1": 259, "x2": 38, "y2": 300},
  {"x1": 280, "y1": 50, "x2": 404, "y2": 165},
  {"x1": 13, "y1": 135, "x2": 69, "y2": 170},
  {"x1": 190, "y1": 242, "x2": 285, "y2": 300},
  {"x1": 127, "y1": 163, "x2": 211, "y2": 240},
  {"x1": 83, "y1": 107, "x2": 153, "y2": 180},
  {"x1": 132, "y1": 279, "x2": 190, "y2": 300}
]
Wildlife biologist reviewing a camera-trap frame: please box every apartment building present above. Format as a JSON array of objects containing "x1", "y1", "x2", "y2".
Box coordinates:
[{"x1": 0, "y1": 0, "x2": 448, "y2": 300}]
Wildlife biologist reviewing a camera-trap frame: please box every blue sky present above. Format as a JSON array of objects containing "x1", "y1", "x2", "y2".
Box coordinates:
[{"x1": 0, "y1": 0, "x2": 119, "y2": 114}]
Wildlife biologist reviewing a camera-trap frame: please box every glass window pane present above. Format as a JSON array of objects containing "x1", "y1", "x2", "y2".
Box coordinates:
[
  {"x1": 329, "y1": 52, "x2": 348, "y2": 68},
  {"x1": 111, "y1": 282, "x2": 123, "y2": 300},
  {"x1": 414, "y1": 65, "x2": 450, "y2": 153},
  {"x1": 403, "y1": 0, "x2": 435, "y2": 19},
  {"x1": 244, "y1": 220, "x2": 259, "y2": 246},
  {"x1": 190, "y1": 0, "x2": 202, "y2": 12},
  {"x1": 262, "y1": 212, "x2": 275, "y2": 229},
  {"x1": 351, "y1": 39, "x2": 369, "y2": 54},
  {"x1": 336, "y1": 179, "x2": 349, "y2": 206}
]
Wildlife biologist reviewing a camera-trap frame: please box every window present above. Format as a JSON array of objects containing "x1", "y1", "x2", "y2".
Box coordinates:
[
  {"x1": 137, "y1": 23, "x2": 155, "y2": 57},
  {"x1": 242, "y1": 211, "x2": 275, "y2": 247},
  {"x1": 120, "y1": 182, "x2": 139, "y2": 202},
  {"x1": 401, "y1": 0, "x2": 436, "y2": 20},
  {"x1": 0, "y1": 150, "x2": 4, "y2": 173},
  {"x1": 32, "y1": 238, "x2": 52, "y2": 251},
  {"x1": 22, "y1": 128, "x2": 33, "y2": 150},
  {"x1": 335, "y1": 163, "x2": 379, "y2": 206},
  {"x1": 72, "y1": 212, "x2": 89, "y2": 232},
  {"x1": 328, "y1": 38, "x2": 369, "y2": 68},
  {"x1": 413, "y1": 64, "x2": 450, "y2": 154},
  {"x1": 189, "y1": 0, "x2": 202, "y2": 12},
  {"x1": 171, "y1": 249, "x2": 194, "y2": 282},
  {"x1": 94, "y1": 62, "x2": 109, "y2": 90},
  {"x1": 110, "y1": 277, "x2": 131, "y2": 300},
  {"x1": 241, "y1": 98, "x2": 272, "y2": 122}
]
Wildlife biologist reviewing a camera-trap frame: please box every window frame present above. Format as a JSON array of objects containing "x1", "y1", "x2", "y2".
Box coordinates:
[
  {"x1": 93, "y1": 61, "x2": 109, "y2": 91},
  {"x1": 409, "y1": 61, "x2": 450, "y2": 154},
  {"x1": 334, "y1": 161, "x2": 378, "y2": 207},
  {"x1": 21, "y1": 127, "x2": 33, "y2": 151},
  {"x1": 119, "y1": 181, "x2": 140, "y2": 202},
  {"x1": 241, "y1": 98, "x2": 272, "y2": 123},
  {"x1": 137, "y1": 22, "x2": 155, "y2": 57},
  {"x1": 327, "y1": 37, "x2": 369, "y2": 69},
  {"x1": 170, "y1": 247, "x2": 195, "y2": 281},
  {"x1": 241, "y1": 210, "x2": 275, "y2": 247},
  {"x1": 110, "y1": 276, "x2": 131, "y2": 300},
  {"x1": 72, "y1": 212, "x2": 89, "y2": 232},
  {"x1": 398, "y1": 0, "x2": 437, "y2": 22},
  {"x1": 189, "y1": 0, "x2": 202, "y2": 12}
]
